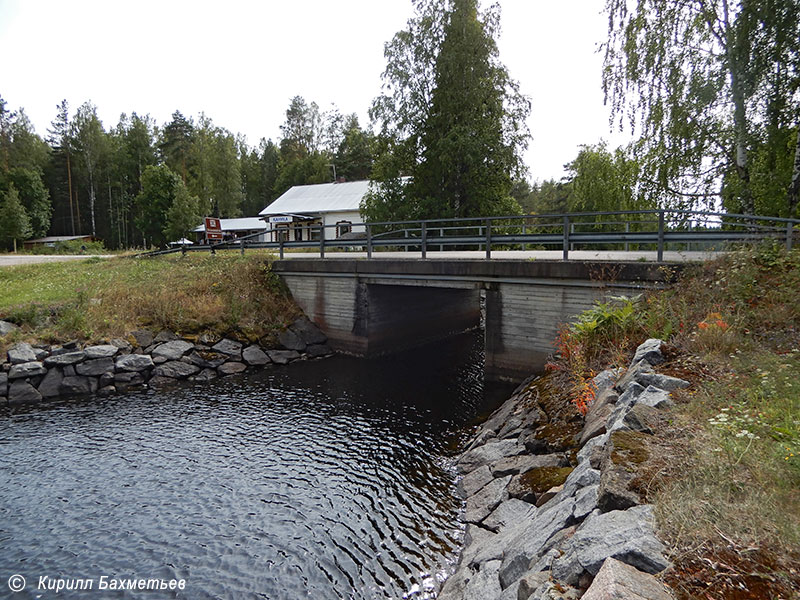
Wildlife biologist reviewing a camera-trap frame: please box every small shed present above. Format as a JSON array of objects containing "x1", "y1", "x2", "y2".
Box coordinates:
[{"x1": 191, "y1": 217, "x2": 268, "y2": 242}]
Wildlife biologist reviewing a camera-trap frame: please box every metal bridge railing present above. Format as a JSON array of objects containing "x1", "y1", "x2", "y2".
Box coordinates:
[{"x1": 138, "y1": 209, "x2": 800, "y2": 261}]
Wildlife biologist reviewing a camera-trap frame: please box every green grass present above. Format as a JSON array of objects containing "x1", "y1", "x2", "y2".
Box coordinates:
[{"x1": 0, "y1": 250, "x2": 299, "y2": 348}]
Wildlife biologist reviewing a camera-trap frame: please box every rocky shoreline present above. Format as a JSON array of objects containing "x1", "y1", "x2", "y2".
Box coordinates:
[
  {"x1": 0, "y1": 317, "x2": 333, "y2": 406},
  {"x1": 441, "y1": 338, "x2": 687, "y2": 600}
]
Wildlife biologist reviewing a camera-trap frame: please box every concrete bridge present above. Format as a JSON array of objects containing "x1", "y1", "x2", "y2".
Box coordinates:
[{"x1": 272, "y1": 258, "x2": 676, "y2": 381}]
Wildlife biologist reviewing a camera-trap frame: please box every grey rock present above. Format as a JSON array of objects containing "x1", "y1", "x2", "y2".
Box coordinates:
[
  {"x1": 84, "y1": 344, "x2": 119, "y2": 359},
  {"x1": 148, "y1": 375, "x2": 179, "y2": 387},
  {"x1": 8, "y1": 361, "x2": 47, "y2": 379},
  {"x1": 497, "y1": 496, "x2": 578, "y2": 589},
  {"x1": 458, "y1": 439, "x2": 524, "y2": 475},
  {"x1": 635, "y1": 371, "x2": 690, "y2": 392},
  {"x1": 607, "y1": 383, "x2": 645, "y2": 426},
  {"x1": 8, "y1": 342, "x2": 37, "y2": 364},
  {"x1": 61, "y1": 340, "x2": 80, "y2": 350},
  {"x1": 44, "y1": 350, "x2": 87, "y2": 367},
  {"x1": 573, "y1": 485, "x2": 600, "y2": 520},
  {"x1": 465, "y1": 475, "x2": 512, "y2": 524},
  {"x1": 60, "y1": 376, "x2": 92, "y2": 395},
  {"x1": 267, "y1": 350, "x2": 300, "y2": 365},
  {"x1": 76, "y1": 357, "x2": 115, "y2": 377},
  {"x1": 191, "y1": 368, "x2": 218, "y2": 382},
  {"x1": 153, "y1": 330, "x2": 179, "y2": 343},
  {"x1": 615, "y1": 361, "x2": 653, "y2": 394},
  {"x1": 109, "y1": 338, "x2": 132, "y2": 352},
  {"x1": 578, "y1": 404, "x2": 613, "y2": 447},
  {"x1": 242, "y1": 345, "x2": 270, "y2": 366},
  {"x1": 114, "y1": 371, "x2": 144, "y2": 386},
  {"x1": 578, "y1": 434, "x2": 609, "y2": 465},
  {"x1": 463, "y1": 560, "x2": 504, "y2": 600},
  {"x1": 559, "y1": 460, "x2": 602, "y2": 500},
  {"x1": 460, "y1": 523, "x2": 499, "y2": 569},
  {"x1": 99, "y1": 372, "x2": 115, "y2": 388},
  {"x1": 130, "y1": 329, "x2": 154, "y2": 348},
  {"x1": 48, "y1": 345, "x2": 69, "y2": 356},
  {"x1": 481, "y1": 395, "x2": 524, "y2": 436},
  {"x1": 518, "y1": 572, "x2": 551, "y2": 600},
  {"x1": 63, "y1": 365, "x2": 76, "y2": 377},
  {"x1": 306, "y1": 343, "x2": 333, "y2": 358},
  {"x1": 584, "y1": 388, "x2": 619, "y2": 424},
  {"x1": 636, "y1": 385, "x2": 675, "y2": 410},
  {"x1": 536, "y1": 485, "x2": 563, "y2": 507},
  {"x1": 217, "y1": 361, "x2": 247, "y2": 375},
  {"x1": 8, "y1": 380, "x2": 42, "y2": 404},
  {"x1": 152, "y1": 355, "x2": 168, "y2": 365},
  {"x1": 186, "y1": 351, "x2": 227, "y2": 369},
  {"x1": 581, "y1": 557, "x2": 675, "y2": 600},
  {"x1": 550, "y1": 505, "x2": 671, "y2": 586},
  {"x1": 492, "y1": 453, "x2": 570, "y2": 477},
  {"x1": 0, "y1": 372, "x2": 7, "y2": 396},
  {"x1": 631, "y1": 339, "x2": 664, "y2": 367},
  {"x1": 152, "y1": 340, "x2": 194, "y2": 361},
  {"x1": 597, "y1": 465, "x2": 640, "y2": 513},
  {"x1": 290, "y1": 316, "x2": 327, "y2": 345},
  {"x1": 32, "y1": 346, "x2": 48, "y2": 360},
  {"x1": 212, "y1": 338, "x2": 243, "y2": 358},
  {"x1": 97, "y1": 385, "x2": 116, "y2": 397},
  {"x1": 458, "y1": 465, "x2": 495, "y2": 498},
  {"x1": 153, "y1": 361, "x2": 199, "y2": 379},
  {"x1": 483, "y1": 498, "x2": 537, "y2": 533},
  {"x1": 38, "y1": 368, "x2": 64, "y2": 398},
  {"x1": 0, "y1": 320, "x2": 18, "y2": 336},
  {"x1": 623, "y1": 404, "x2": 662, "y2": 434},
  {"x1": 115, "y1": 354, "x2": 154, "y2": 372},
  {"x1": 278, "y1": 328, "x2": 307, "y2": 351},
  {"x1": 592, "y1": 368, "x2": 624, "y2": 396}
]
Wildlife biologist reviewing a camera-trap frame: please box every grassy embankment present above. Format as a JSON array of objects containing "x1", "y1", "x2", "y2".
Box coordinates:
[
  {"x1": 549, "y1": 243, "x2": 800, "y2": 599},
  {"x1": 0, "y1": 251, "x2": 299, "y2": 352}
]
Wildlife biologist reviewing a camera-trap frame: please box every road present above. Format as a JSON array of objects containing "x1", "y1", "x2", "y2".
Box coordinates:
[{"x1": 0, "y1": 254, "x2": 113, "y2": 267}]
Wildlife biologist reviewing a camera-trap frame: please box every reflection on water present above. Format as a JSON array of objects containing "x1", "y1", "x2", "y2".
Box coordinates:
[{"x1": 0, "y1": 331, "x2": 513, "y2": 599}]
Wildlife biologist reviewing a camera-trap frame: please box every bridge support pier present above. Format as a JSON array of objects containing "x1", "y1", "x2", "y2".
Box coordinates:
[
  {"x1": 484, "y1": 282, "x2": 603, "y2": 380},
  {"x1": 281, "y1": 275, "x2": 481, "y2": 356}
]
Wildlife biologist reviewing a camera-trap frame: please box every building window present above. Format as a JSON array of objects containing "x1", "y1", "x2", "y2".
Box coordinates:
[
  {"x1": 294, "y1": 225, "x2": 304, "y2": 241},
  {"x1": 336, "y1": 221, "x2": 352, "y2": 238},
  {"x1": 276, "y1": 224, "x2": 289, "y2": 242},
  {"x1": 310, "y1": 222, "x2": 321, "y2": 241}
]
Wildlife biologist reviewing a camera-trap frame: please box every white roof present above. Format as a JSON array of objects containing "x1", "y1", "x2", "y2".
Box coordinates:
[
  {"x1": 259, "y1": 180, "x2": 371, "y2": 216},
  {"x1": 192, "y1": 217, "x2": 267, "y2": 232}
]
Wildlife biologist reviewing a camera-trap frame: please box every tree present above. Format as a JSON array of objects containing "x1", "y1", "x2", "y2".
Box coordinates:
[
  {"x1": 365, "y1": 0, "x2": 530, "y2": 221},
  {"x1": 1, "y1": 168, "x2": 51, "y2": 237},
  {"x1": 134, "y1": 164, "x2": 182, "y2": 247},
  {"x1": 163, "y1": 183, "x2": 200, "y2": 243},
  {"x1": 159, "y1": 111, "x2": 194, "y2": 183},
  {"x1": 0, "y1": 185, "x2": 32, "y2": 251},
  {"x1": 71, "y1": 102, "x2": 106, "y2": 236},
  {"x1": 603, "y1": 0, "x2": 800, "y2": 216},
  {"x1": 335, "y1": 115, "x2": 374, "y2": 181},
  {"x1": 47, "y1": 100, "x2": 76, "y2": 235}
]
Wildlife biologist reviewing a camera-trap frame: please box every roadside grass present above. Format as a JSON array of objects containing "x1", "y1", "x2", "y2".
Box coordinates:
[
  {"x1": 550, "y1": 243, "x2": 800, "y2": 598},
  {"x1": 0, "y1": 250, "x2": 300, "y2": 349}
]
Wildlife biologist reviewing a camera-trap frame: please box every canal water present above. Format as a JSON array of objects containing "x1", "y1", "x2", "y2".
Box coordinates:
[{"x1": 0, "y1": 331, "x2": 514, "y2": 599}]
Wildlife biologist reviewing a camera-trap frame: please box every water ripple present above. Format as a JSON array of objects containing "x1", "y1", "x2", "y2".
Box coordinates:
[{"x1": 0, "y1": 332, "x2": 513, "y2": 599}]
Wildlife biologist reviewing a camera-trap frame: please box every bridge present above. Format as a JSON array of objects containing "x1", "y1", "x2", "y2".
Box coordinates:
[{"x1": 146, "y1": 209, "x2": 799, "y2": 380}]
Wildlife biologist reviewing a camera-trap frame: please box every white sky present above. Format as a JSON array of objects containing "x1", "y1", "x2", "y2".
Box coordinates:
[{"x1": 0, "y1": 0, "x2": 631, "y2": 182}]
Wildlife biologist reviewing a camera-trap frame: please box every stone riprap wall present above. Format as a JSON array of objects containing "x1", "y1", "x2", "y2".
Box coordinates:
[
  {"x1": 441, "y1": 339, "x2": 686, "y2": 600},
  {"x1": 0, "y1": 318, "x2": 332, "y2": 406}
]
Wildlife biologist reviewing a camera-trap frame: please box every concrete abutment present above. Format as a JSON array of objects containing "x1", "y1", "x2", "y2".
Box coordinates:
[{"x1": 273, "y1": 259, "x2": 674, "y2": 381}]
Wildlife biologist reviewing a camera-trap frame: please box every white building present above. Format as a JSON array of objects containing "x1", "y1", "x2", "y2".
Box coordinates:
[{"x1": 258, "y1": 180, "x2": 370, "y2": 242}]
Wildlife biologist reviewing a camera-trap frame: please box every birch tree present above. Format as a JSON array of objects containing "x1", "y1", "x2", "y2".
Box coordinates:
[{"x1": 71, "y1": 102, "x2": 106, "y2": 236}]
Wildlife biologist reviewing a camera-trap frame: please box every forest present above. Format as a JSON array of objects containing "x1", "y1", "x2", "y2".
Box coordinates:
[{"x1": 1, "y1": 0, "x2": 798, "y2": 250}]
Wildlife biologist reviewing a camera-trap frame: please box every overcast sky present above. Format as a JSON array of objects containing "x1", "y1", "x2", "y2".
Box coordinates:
[{"x1": 0, "y1": 0, "x2": 631, "y2": 182}]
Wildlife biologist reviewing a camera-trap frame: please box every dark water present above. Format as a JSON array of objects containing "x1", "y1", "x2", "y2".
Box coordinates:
[{"x1": 0, "y1": 331, "x2": 513, "y2": 599}]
